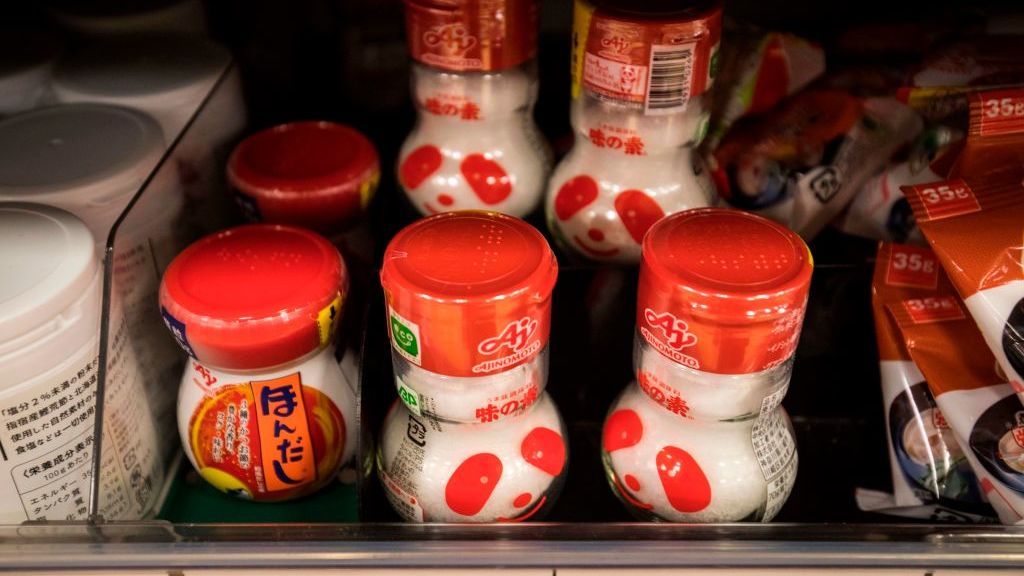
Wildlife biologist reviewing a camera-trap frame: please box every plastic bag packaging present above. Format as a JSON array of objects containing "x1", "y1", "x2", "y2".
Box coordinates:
[
  {"x1": 905, "y1": 174, "x2": 1024, "y2": 405},
  {"x1": 931, "y1": 88, "x2": 1024, "y2": 182},
  {"x1": 705, "y1": 25, "x2": 825, "y2": 150},
  {"x1": 898, "y1": 36, "x2": 1024, "y2": 122},
  {"x1": 888, "y1": 293, "x2": 1024, "y2": 525},
  {"x1": 711, "y1": 89, "x2": 921, "y2": 240},
  {"x1": 836, "y1": 124, "x2": 961, "y2": 243},
  {"x1": 860, "y1": 242, "x2": 991, "y2": 521}
]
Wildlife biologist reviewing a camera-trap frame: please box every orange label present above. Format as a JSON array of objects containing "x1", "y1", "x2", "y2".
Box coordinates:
[
  {"x1": 971, "y1": 89, "x2": 1024, "y2": 137},
  {"x1": 907, "y1": 179, "x2": 980, "y2": 221},
  {"x1": 885, "y1": 244, "x2": 940, "y2": 289},
  {"x1": 887, "y1": 295, "x2": 1004, "y2": 396},
  {"x1": 252, "y1": 374, "x2": 316, "y2": 492},
  {"x1": 902, "y1": 295, "x2": 966, "y2": 324}
]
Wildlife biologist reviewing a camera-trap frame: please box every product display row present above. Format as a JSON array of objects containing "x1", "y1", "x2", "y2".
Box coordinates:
[{"x1": 3, "y1": 0, "x2": 1024, "y2": 544}]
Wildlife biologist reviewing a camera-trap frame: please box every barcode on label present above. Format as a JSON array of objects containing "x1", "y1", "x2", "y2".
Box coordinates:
[{"x1": 645, "y1": 43, "x2": 695, "y2": 115}]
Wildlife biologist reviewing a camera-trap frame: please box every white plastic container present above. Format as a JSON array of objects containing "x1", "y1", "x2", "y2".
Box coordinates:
[
  {"x1": 161, "y1": 224, "x2": 357, "y2": 502},
  {"x1": 51, "y1": 35, "x2": 227, "y2": 138},
  {"x1": 0, "y1": 105, "x2": 181, "y2": 450},
  {"x1": 0, "y1": 29, "x2": 58, "y2": 116},
  {"x1": 0, "y1": 204, "x2": 162, "y2": 523},
  {"x1": 379, "y1": 392, "x2": 567, "y2": 522},
  {"x1": 0, "y1": 104, "x2": 165, "y2": 244}
]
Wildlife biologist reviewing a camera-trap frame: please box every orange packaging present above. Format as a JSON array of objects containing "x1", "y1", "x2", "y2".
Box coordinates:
[
  {"x1": 903, "y1": 175, "x2": 1024, "y2": 405},
  {"x1": 929, "y1": 88, "x2": 1024, "y2": 183},
  {"x1": 868, "y1": 243, "x2": 986, "y2": 517},
  {"x1": 898, "y1": 37, "x2": 1024, "y2": 121},
  {"x1": 887, "y1": 293, "x2": 1024, "y2": 524}
]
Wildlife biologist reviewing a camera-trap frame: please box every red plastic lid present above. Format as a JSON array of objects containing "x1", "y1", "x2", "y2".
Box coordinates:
[
  {"x1": 404, "y1": 0, "x2": 538, "y2": 72},
  {"x1": 380, "y1": 211, "x2": 557, "y2": 377},
  {"x1": 638, "y1": 208, "x2": 813, "y2": 374},
  {"x1": 160, "y1": 224, "x2": 348, "y2": 370},
  {"x1": 227, "y1": 121, "x2": 380, "y2": 234}
]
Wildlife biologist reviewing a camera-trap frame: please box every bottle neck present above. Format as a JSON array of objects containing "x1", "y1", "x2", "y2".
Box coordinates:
[
  {"x1": 411, "y1": 61, "x2": 537, "y2": 122},
  {"x1": 572, "y1": 91, "x2": 707, "y2": 155}
]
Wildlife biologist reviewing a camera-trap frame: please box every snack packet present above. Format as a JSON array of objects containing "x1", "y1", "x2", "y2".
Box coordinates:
[
  {"x1": 932, "y1": 88, "x2": 1024, "y2": 181},
  {"x1": 711, "y1": 90, "x2": 921, "y2": 240},
  {"x1": 905, "y1": 176, "x2": 1024, "y2": 405},
  {"x1": 888, "y1": 293, "x2": 1024, "y2": 524},
  {"x1": 837, "y1": 124, "x2": 961, "y2": 243},
  {"x1": 866, "y1": 242, "x2": 987, "y2": 518},
  {"x1": 898, "y1": 37, "x2": 1024, "y2": 121},
  {"x1": 706, "y1": 27, "x2": 825, "y2": 149}
]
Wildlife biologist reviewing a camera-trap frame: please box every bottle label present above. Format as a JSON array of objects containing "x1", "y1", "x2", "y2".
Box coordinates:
[
  {"x1": 185, "y1": 367, "x2": 347, "y2": 500},
  {"x1": 751, "y1": 395, "x2": 797, "y2": 522},
  {"x1": 404, "y1": 0, "x2": 538, "y2": 73},
  {"x1": 573, "y1": 0, "x2": 721, "y2": 115},
  {"x1": 388, "y1": 306, "x2": 423, "y2": 366}
]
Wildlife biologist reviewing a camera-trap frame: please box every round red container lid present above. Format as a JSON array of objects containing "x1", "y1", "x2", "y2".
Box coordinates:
[
  {"x1": 638, "y1": 208, "x2": 813, "y2": 374},
  {"x1": 160, "y1": 224, "x2": 348, "y2": 370},
  {"x1": 380, "y1": 211, "x2": 557, "y2": 377},
  {"x1": 404, "y1": 0, "x2": 538, "y2": 72},
  {"x1": 227, "y1": 121, "x2": 379, "y2": 234}
]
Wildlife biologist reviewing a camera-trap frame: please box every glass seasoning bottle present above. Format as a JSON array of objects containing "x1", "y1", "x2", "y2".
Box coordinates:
[
  {"x1": 546, "y1": 0, "x2": 721, "y2": 263},
  {"x1": 377, "y1": 211, "x2": 567, "y2": 522},
  {"x1": 603, "y1": 208, "x2": 812, "y2": 522},
  {"x1": 161, "y1": 224, "x2": 356, "y2": 502},
  {"x1": 397, "y1": 0, "x2": 551, "y2": 217}
]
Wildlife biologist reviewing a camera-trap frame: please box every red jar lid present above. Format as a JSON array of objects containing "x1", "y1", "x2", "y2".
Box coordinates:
[
  {"x1": 404, "y1": 0, "x2": 538, "y2": 72},
  {"x1": 638, "y1": 208, "x2": 812, "y2": 374},
  {"x1": 227, "y1": 121, "x2": 380, "y2": 234},
  {"x1": 160, "y1": 224, "x2": 348, "y2": 371},
  {"x1": 380, "y1": 211, "x2": 557, "y2": 377}
]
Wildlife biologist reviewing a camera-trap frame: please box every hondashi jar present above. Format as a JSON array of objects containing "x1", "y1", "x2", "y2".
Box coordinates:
[
  {"x1": 160, "y1": 224, "x2": 356, "y2": 502},
  {"x1": 603, "y1": 208, "x2": 812, "y2": 522},
  {"x1": 397, "y1": 0, "x2": 551, "y2": 217},
  {"x1": 546, "y1": 0, "x2": 721, "y2": 263}
]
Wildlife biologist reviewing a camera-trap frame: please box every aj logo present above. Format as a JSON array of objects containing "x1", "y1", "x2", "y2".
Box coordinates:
[
  {"x1": 600, "y1": 35, "x2": 630, "y2": 54},
  {"x1": 478, "y1": 317, "x2": 538, "y2": 355},
  {"x1": 644, "y1": 308, "x2": 698, "y2": 350},
  {"x1": 424, "y1": 23, "x2": 477, "y2": 55}
]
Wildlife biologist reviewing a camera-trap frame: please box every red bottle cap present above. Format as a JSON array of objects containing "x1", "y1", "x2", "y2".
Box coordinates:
[
  {"x1": 404, "y1": 0, "x2": 538, "y2": 72},
  {"x1": 577, "y1": 0, "x2": 722, "y2": 108},
  {"x1": 227, "y1": 121, "x2": 380, "y2": 234},
  {"x1": 160, "y1": 224, "x2": 348, "y2": 371},
  {"x1": 381, "y1": 211, "x2": 557, "y2": 377},
  {"x1": 638, "y1": 208, "x2": 812, "y2": 374}
]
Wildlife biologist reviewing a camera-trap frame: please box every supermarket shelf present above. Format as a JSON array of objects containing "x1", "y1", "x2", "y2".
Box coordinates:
[{"x1": 2, "y1": 524, "x2": 1024, "y2": 570}]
